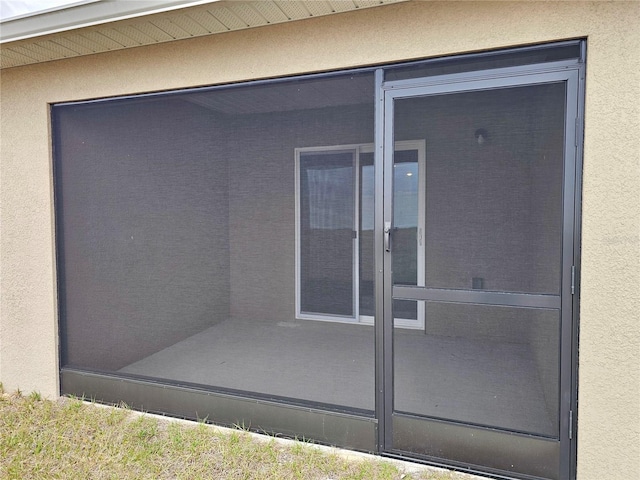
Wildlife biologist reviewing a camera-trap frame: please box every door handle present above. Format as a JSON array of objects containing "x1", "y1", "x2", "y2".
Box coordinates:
[{"x1": 384, "y1": 222, "x2": 392, "y2": 252}]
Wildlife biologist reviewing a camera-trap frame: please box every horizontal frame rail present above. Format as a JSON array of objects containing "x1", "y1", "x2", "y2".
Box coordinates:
[
  {"x1": 392, "y1": 286, "x2": 561, "y2": 309},
  {"x1": 61, "y1": 368, "x2": 377, "y2": 452},
  {"x1": 392, "y1": 413, "x2": 560, "y2": 480}
]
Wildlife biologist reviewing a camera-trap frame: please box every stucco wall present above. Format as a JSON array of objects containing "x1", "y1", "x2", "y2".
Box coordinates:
[{"x1": 1, "y1": 1, "x2": 638, "y2": 479}]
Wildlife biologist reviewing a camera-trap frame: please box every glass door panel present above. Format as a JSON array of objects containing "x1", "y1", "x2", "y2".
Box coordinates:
[
  {"x1": 359, "y1": 152, "x2": 376, "y2": 318},
  {"x1": 298, "y1": 150, "x2": 355, "y2": 318}
]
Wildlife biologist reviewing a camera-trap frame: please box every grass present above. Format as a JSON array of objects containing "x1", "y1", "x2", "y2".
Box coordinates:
[{"x1": 0, "y1": 385, "x2": 470, "y2": 480}]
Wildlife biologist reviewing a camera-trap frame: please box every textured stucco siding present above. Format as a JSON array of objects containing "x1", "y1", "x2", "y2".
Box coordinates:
[{"x1": 1, "y1": 1, "x2": 638, "y2": 479}]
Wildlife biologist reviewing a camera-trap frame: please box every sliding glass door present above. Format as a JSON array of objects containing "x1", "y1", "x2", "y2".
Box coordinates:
[{"x1": 296, "y1": 143, "x2": 425, "y2": 328}]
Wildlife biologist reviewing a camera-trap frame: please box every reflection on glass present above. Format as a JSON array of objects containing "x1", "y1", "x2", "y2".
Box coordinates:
[
  {"x1": 392, "y1": 150, "x2": 420, "y2": 322},
  {"x1": 392, "y1": 150, "x2": 419, "y2": 288},
  {"x1": 359, "y1": 153, "x2": 375, "y2": 317},
  {"x1": 299, "y1": 152, "x2": 355, "y2": 317}
]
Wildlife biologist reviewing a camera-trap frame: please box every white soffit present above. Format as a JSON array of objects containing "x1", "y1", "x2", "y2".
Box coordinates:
[{"x1": 0, "y1": 0, "x2": 408, "y2": 69}]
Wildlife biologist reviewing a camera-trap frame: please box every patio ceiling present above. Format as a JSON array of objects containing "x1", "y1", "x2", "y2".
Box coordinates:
[{"x1": 0, "y1": 0, "x2": 407, "y2": 69}]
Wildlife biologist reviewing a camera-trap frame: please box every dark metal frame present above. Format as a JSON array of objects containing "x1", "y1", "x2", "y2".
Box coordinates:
[
  {"x1": 54, "y1": 40, "x2": 585, "y2": 480},
  {"x1": 377, "y1": 60, "x2": 584, "y2": 480}
]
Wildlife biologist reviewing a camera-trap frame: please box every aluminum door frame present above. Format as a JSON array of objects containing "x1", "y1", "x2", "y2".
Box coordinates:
[{"x1": 373, "y1": 64, "x2": 583, "y2": 480}]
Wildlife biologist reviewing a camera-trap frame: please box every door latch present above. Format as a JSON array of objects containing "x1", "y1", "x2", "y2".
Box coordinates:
[{"x1": 384, "y1": 222, "x2": 392, "y2": 252}]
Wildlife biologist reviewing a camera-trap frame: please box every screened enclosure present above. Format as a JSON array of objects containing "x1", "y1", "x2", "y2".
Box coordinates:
[
  {"x1": 56, "y1": 71, "x2": 378, "y2": 411},
  {"x1": 55, "y1": 41, "x2": 584, "y2": 480}
]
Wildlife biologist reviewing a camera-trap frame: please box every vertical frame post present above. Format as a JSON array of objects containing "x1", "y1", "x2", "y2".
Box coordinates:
[{"x1": 373, "y1": 68, "x2": 386, "y2": 449}]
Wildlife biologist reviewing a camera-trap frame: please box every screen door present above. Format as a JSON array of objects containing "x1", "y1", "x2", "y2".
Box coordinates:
[{"x1": 381, "y1": 69, "x2": 579, "y2": 480}]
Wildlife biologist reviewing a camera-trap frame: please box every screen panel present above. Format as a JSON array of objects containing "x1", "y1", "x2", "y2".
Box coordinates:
[
  {"x1": 393, "y1": 300, "x2": 560, "y2": 437},
  {"x1": 393, "y1": 83, "x2": 566, "y2": 295},
  {"x1": 54, "y1": 72, "x2": 376, "y2": 412}
]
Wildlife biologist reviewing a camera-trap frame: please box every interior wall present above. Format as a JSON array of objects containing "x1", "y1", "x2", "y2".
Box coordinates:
[
  {"x1": 55, "y1": 99, "x2": 231, "y2": 370},
  {"x1": 57, "y1": 95, "x2": 375, "y2": 373},
  {"x1": 0, "y1": 1, "x2": 638, "y2": 479}
]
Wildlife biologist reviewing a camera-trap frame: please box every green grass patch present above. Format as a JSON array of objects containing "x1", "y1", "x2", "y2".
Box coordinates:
[{"x1": 0, "y1": 391, "x2": 467, "y2": 480}]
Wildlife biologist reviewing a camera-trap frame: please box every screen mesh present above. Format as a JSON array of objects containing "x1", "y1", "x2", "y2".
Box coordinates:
[
  {"x1": 55, "y1": 72, "x2": 376, "y2": 411},
  {"x1": 390, "y1": 81, "x2": 566, "y2": 438},
  {"x1": 385, "y1": 43, "x2": 581, "y2": 82},
  {"x1": 394, "y1": 83, "x2": 566, "y2": 294},
  {"x1": 393, "y1": 300, "x2": 560, "y2": 437},
  {"x1": 54, "y1": 51, "x2": 572, "y2": 429}
]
